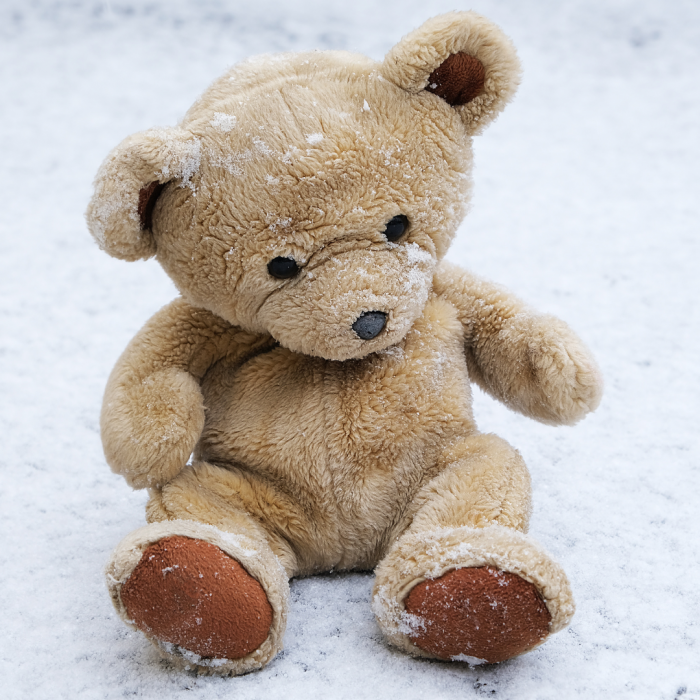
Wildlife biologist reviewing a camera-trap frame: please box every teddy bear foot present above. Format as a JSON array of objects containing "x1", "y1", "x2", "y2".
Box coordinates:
[
  {"x1": 403, "y1": 565, "x2": 551, "y2": 663},
  {"x1": 120, "y1": 535, "x2": 272, "y2": 661},
  {"x1": 372, "y1": 525, "x2": 575, "y2": 663},
  {"x1": 107, "y1": 520, "x2": 289, "y2": 675}
]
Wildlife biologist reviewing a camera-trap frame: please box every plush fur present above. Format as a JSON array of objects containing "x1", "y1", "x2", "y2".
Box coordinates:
[{"x1": 88, "y1": 12, "x2": 602, "y2": 675}]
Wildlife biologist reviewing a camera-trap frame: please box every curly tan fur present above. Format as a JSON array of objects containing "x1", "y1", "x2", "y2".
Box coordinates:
[{"x1": 88, "y1": 11, "x2": 601, "y2": 676}]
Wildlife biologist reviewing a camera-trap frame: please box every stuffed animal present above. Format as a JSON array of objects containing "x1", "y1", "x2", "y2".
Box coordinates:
[{"x1": 87, "y1": 11, "x2": 603, "y2": 675}]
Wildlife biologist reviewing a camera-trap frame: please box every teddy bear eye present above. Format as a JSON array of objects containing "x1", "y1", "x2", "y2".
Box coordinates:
[
  {"x1": 383, "y1": 215, "x2": 409, "y2": 242},
  {"x1": 267, "y1": 256, "x2": 300, "y2": 279}
]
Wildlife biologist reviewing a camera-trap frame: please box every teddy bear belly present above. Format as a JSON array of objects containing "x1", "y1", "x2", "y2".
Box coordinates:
[{"x1": 195, "y1": 342, "x2": 476, "y2": 572}]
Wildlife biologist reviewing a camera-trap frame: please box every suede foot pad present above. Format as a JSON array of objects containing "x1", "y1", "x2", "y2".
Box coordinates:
[
  {"x1": 404, "y1": 566, "x2": 551, "y2": 663},
  {"x1": 121, "y1": 535, "x2": 272, "y2": 659}
]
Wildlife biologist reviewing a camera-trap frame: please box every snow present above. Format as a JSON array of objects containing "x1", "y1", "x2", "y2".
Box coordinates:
[
  {"x1": 0, "y1": 0, "x2": 699, "y2": 698},
  {"x1": 157, "y1": 131, "x2": 202, "y2": 184},
  {"x1": 210, "y1": 112, "x2": 237, "y2": 132}
]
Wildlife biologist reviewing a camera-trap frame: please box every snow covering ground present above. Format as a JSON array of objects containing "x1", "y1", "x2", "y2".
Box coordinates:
[{"x1": 1, "y1": 1, "x2": 699, "y2": 698}]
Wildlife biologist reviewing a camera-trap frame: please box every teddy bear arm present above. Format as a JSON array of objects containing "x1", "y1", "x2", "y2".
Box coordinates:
[
  {"x1": 434, "y1": 263, "x2": 603, "y2": 425},
  {"x1": 101, "y1": 298, "x2": 270, "y2": 489}
]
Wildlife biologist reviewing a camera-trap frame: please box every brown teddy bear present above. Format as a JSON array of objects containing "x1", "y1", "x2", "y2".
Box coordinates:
[{"x1": 87, "y1": 11, "x2": 603, "y2": 675}]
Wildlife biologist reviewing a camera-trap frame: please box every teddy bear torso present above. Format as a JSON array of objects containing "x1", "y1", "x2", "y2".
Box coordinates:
[{"x1": 194, "y1": 294, "x2": 477, "y2": 572}]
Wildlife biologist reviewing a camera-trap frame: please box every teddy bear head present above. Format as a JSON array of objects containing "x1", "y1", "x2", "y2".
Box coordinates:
[{"x1": 86, "y1": 12, "x2": 519, "y2": 361}]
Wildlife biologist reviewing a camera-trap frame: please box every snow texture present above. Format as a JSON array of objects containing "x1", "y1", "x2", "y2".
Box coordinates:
[{"x1": 0, "y1": 0, "x2": 698, "y2": 698}]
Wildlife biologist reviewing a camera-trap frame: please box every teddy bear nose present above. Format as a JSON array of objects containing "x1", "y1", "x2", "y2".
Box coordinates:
[{"x1": 352, "y1": 311, "x2": 387, "y2": 340}]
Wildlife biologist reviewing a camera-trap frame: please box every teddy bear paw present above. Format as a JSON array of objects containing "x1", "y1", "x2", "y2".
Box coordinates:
[
  {"x1": 403, "y1": 566, "x2": 551, "y2": 664},
  {"x1": 120, "y1": 535, "x2": 272, "y2": 661}
]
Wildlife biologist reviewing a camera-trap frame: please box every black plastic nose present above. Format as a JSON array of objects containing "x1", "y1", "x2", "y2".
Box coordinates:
[{"x1": 352, "y1": 311, "x2": 387, "y2": 340}]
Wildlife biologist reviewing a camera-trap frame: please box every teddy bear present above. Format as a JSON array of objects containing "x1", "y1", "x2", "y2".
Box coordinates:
[{"x1": 86, "y1": 11, "x2": 603, "y2": 675}]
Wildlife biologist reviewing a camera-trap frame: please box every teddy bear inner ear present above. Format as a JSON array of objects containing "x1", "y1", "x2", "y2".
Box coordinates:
[
  {"x1": 425, "y1": 53, "x2": 486, "y2": 107},
  {"x1": 138, "y1": 182, "x2": 166, "y2": 231}
]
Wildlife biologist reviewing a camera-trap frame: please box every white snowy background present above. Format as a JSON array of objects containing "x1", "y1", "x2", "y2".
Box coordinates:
[{"x1": 1, "y1": 1, "x2": 698, "y2": 698}]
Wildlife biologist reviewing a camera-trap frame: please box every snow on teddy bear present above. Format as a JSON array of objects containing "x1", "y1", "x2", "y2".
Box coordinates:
[{"x1": 86, "y1": 12, "x2": 602, "y2": 675}]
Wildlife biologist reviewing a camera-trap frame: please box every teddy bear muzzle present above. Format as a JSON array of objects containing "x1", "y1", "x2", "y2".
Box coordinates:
[{"x1": 352, "y1": 311, "x2": 387, "y2": 340}]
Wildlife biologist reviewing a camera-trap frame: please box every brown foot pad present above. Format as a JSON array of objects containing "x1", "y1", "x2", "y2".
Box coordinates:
[
  {"x1": 404, "y1": 566, "x2": 551, "y2": 663},
  {"x1": 121, "y1": 535, "x2": 272, "y2": 660}
]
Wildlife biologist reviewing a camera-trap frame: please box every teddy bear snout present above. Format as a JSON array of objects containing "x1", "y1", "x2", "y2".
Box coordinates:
[{"x1": 352, "y1": 311, "x2": 387, "y2": 340}]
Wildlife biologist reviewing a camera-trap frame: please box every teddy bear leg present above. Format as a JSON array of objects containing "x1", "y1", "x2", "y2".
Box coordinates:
[
  {"x1": 373, "y1": 433, "x2": 574, "y2": 665},
  {"x1": 106, "y1": 464, "x2": 292, "y2": 676}
]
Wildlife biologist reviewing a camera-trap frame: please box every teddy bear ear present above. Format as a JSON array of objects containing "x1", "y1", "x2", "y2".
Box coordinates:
[
  {"x1": 381, "y1": 12, "x2": 521, "y2": 134},
  {"x1": 85, "y1": 128, "x2": 201, "y2": 261}
]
